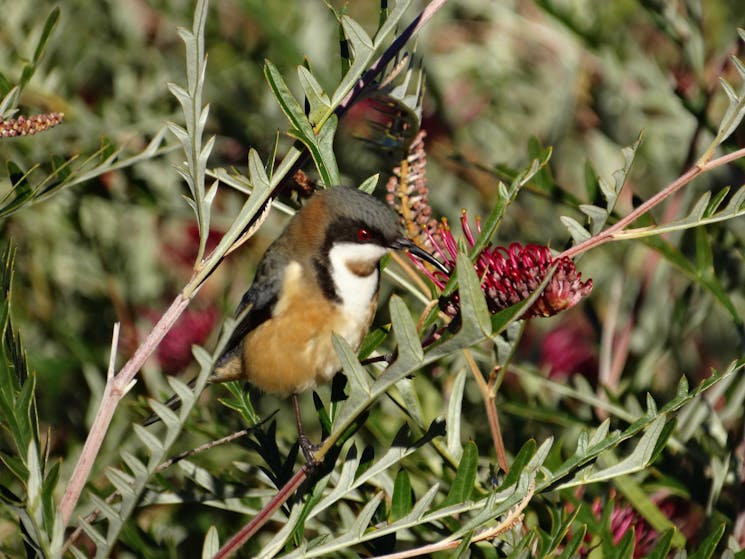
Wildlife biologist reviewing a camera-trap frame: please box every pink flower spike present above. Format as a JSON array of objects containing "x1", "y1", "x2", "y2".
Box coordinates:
[
  {"x1": 420, "y1": 211, "x2": 592, "y2": 319},
  {"x1": 460, "y1": 209, "x2": 477, "y2": 246}
]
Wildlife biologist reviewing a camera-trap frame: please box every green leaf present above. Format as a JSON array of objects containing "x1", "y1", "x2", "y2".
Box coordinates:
[
  {"x1": 374, "y1": 0, "x2": 412, "y2": 44},
  {"x1": 456, "y1": 251, "x2": 491, "y2": 336},
  {"x1": 264, "y1": 60, "x2": 315, "y2": 141},
  {"x1": 468, "y1": 160, "x2": 543, "y2": 260},
  {"x1": 441, "y1": 441, "x2": 478, "y2": 507},
  {"x1": 298, "y1": 65, "x2": 331, "y2": 126},
  {"x1": 120, "y1": 451, "x2": 147, "y2": 480},
  {"x1": 558, "y1": 523, "x2": 586, "y2": 559},
  {"x1": 248, "y1": 148, "x2": 270, "y2": 189},
  {"x1": 688, "y1": 523, "x2": 725, "y2": 559},
  {"x1": 357, "y1": 324, "x2": 388, "y2": 360},
  {"x1": 350, "y1": 492, "x2": 383, "y2": 538},
  {"x1": 446, "y1": 368, "x2": 467, "y2": 460},
  {"x1": 583, "y1": 162, "x2": 599, "y2": 202},
  {"x1": 560, "y1": 216, "x2": 591, "y2": 245},
  {"x1": 390, "y1": 469, "x2": 413, "y2": 521},
  {"x1": 614, "y1": 527, "x2": 635, "y2": 559},
  {"x1": 132, "y1": 424, "x2": 165, "y2": 456},
  {"x1": 0, "y1": 72, "x2": 12, "y2": 98},
  {"x1": 147, "y1": 398, "x2": 180, "y2": 430},
  {"x1": 556, "y1": 415, "x2": 666, "y2": 489},
  {"x1": 389, "y1": 295, "x2": 423, "y2": 364},
  {"x1": 358, "y1": 173, "x2": 379, "y2": 194},
  {"x1": 642, "y1": 236, "x2": 743, "y2": 327},
  {"x1": 331, "y1": 17, "x2": 374, "y2": 106},
  {"x1": 88, "y1": 493, "x2": 120, "y2": 522},
  {"x1": 332, "y1": 334, "x2": 372, "y2": 399},
  {"x1": 202, "y1": 526, "x2": 220, "y2": 558},
  {"x1": 79, "y1": 519, "x2": 107, "y2": 549},
  {"x1": 312, "y1": 115, "x2": 341, "y2": 186},
  {"x1": 167, "y1": 376, "x2": 196, "y2": 411},
  {"x1": 645, "y1": 529, "x2": 674, "y2": 559},
  {"x1": 32, "y1": 8, "x2": 60, "y2": 66},
  {"x1": 498, "y1": 439, "x2": 536, "y2": 490}
]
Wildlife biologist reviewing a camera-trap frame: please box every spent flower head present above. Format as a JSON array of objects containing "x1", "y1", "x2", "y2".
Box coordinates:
[
  {"x1": 0, "y1": 112, "x2": 64, "y2": 138},
  {"x1": 413, "y1": 210, "x2": 592, "y2": 319}
]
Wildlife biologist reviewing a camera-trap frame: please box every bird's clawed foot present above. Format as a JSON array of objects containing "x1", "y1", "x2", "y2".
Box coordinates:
[{"x1": 298, "y1": 435, "x2": 321, "y2": 468}]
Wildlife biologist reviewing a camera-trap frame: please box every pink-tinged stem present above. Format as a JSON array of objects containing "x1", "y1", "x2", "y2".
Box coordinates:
[
  {"x1": 215, "y1": 467, "x2": 309, "y2": 558},
  {"x1": 559, "y1": 146, "x2": 745, "y2": 260},
  {"x1": 59, "y1": 294, "x2": 191, "y2": 527}
]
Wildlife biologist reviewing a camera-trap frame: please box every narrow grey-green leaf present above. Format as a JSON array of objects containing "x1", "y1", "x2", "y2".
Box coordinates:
[
  {"x1": 446, "y1": 368, "x2": 467, "y2": 460},
  {"x1": 374, "y1": 0, "x2": 412, "y2": 43},
  {"x1": 350, "y1": 492, "x2": 383, "y2": 537},
  {"x1": 298, "y1": 66, "x2": 331, "y2": 125},
  {"x1": 133, "y1": 423, "x2": 165, "y2": 455},
  {"x1": 688, "y1": 523, "x2": 725, "y2": 559},
  {"x1": 166, "y1": 121, "x2": 190, "y2": 145},
  {"x1": 248, "y1": 148, "x2": 270, "y2": 190},
  {"x1": 120, "y1": 451, "x2": 147, "y2": 479},
  {"x1": 68, "y1": 545, "x2": 89, "y2": 559},
  {"x1": 178, "y1": 460, "x2": 217, "y2": 493},
  {"x1": 561, "y1": 215, "x2": 592, "y2": 244},
  {"x1": 563, "y1": 415, "x2": 666, "y2": 487},
  {"x1": 331, "y1": 16, "x2": 375, "y2": 105},
  {"x1": 192, "y1": 345, "x2": 213, "y2": 371},
  {"x1": 79, "y1": 520, "x2": 107, "y2": 548},
  {"x1": 105, "y1": 467, "x2": 135, "y2": 497},
  {"x1": 332, "y1": 334, "x2": 372, "y2": 397},
  {"x1": 588, "y1": 419, "x2": 611, "y2": 447},
  {"x1": 441, "y1": 441, "x2": 478, "y2": 507},
  {"x1": 148, "y1": 398, "x2": 180, "y2": 429},
  {"x1": 167, "y1": 82, "x2": 192, "y2": 110},
  {"x1": 264, "y1": 60, "x2": 315, "y2": 140},
  {"x1": 203, "y1": 526, "x2": 220, "y2": 558},
  {"x1": 390, "y1": 469, "x2": 413, "y2": 522},
  {"x1": 88, "y1": 493, "x2": 119, "y2": 522},
  {"x1": 32, "y1": 7, "x2": 60, "y2": 64},
  {"x1": 167, "y1": 376, "x2": 196, "y2": 409},
  {"x1": 456, "y1": 251, "x2": 490, "y2": 335},
  {"x1": 358, "y1": 174, "x2": 379, "y2": 194},
  {"x1": 389, "y1": 295, "x2": 423, "y2": 364},
  {"x1": 313, "y1": 115, "x2": 340, "y2": 186}
]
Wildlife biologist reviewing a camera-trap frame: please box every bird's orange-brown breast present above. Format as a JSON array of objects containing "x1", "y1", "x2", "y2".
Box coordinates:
[{"x1": 238, "y1": 261, "x2": 375, "y2": 396}]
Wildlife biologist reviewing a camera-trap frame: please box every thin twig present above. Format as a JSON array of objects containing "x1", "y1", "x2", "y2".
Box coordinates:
[
  {"x1": 63, "y1": 426, "x2": 260, "y2": 552},
  {"x1": 463, "y1": 349, "x2": 509, "y2": 473},
  {"x1": 372, "y1": 480, "x2": 534, "y2": 559},
  {"x1": 215, "y1": 466, "x2": 310, "y2": 558},
  {"x1": 59, "y1": 294, "x2": 191, "y2": 526},
  {"x1": 559, "y1": 146, "x2": 745, "y2": 261},
  {"x1": 334, "y1": 0, "x2": 450, "y2": 117}
]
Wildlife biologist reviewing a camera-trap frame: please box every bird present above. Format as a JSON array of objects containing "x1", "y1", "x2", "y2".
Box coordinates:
[{"x1": 145, "y1": 186, "x2": 447, "y2": 464}]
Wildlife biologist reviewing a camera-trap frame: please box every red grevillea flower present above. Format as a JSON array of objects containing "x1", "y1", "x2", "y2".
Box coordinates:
[
  {"x1": 413, "y1": 211, "x2": 593, "y2": 319},
  {"x1": 587, "y1": 495, "x2": 699, "y2": 558},
  {"x1": 148, "y1": 306, "x2": 219, "y2": 373},
  {"x1": 540, "y1": 319, "x2": 598, "y2": 380}
]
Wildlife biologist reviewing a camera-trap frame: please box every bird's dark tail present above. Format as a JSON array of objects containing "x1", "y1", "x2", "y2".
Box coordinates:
[{"x1": 142, "y1": 377, "x2": 199, "y2": 426}]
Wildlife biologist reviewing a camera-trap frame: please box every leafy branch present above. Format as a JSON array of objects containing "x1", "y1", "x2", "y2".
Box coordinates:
[{"x1": 56, "y1": 0, "x2": 453, "y2": 549}]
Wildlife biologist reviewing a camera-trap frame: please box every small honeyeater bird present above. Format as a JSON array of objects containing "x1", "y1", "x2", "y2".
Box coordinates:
[{"x1": 146, "y1": 186, "x2": 446, "y2": 463}]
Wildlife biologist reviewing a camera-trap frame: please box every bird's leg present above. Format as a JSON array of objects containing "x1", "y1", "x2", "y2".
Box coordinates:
[{"x1": 292, "y1": 393, "x2": 320, "y2": 467}]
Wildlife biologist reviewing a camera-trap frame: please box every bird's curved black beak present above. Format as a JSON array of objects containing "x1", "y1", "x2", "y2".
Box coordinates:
[{"x1": 391, "y1": 238, "x2": 450, "y2": 274}]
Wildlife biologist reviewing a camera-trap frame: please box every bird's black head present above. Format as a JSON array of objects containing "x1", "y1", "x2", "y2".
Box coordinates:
[{"x1": 315, "y1": 186, "x2": 448, "y2": 273}]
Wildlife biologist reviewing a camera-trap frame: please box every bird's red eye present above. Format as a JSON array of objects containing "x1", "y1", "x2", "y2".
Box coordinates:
[{"x1": 357, "y1": 228, "x2": 371, "y2": 242}]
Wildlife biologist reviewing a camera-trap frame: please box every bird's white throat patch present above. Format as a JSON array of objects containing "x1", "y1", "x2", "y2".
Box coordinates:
[{"x1": 328, "y1": 242, "x2": 386, "y2": 315}]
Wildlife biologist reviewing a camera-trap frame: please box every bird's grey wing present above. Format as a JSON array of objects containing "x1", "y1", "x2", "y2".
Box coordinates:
[{"x1": 216, "y1": 246, "x2": 289, "y2": 365}]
